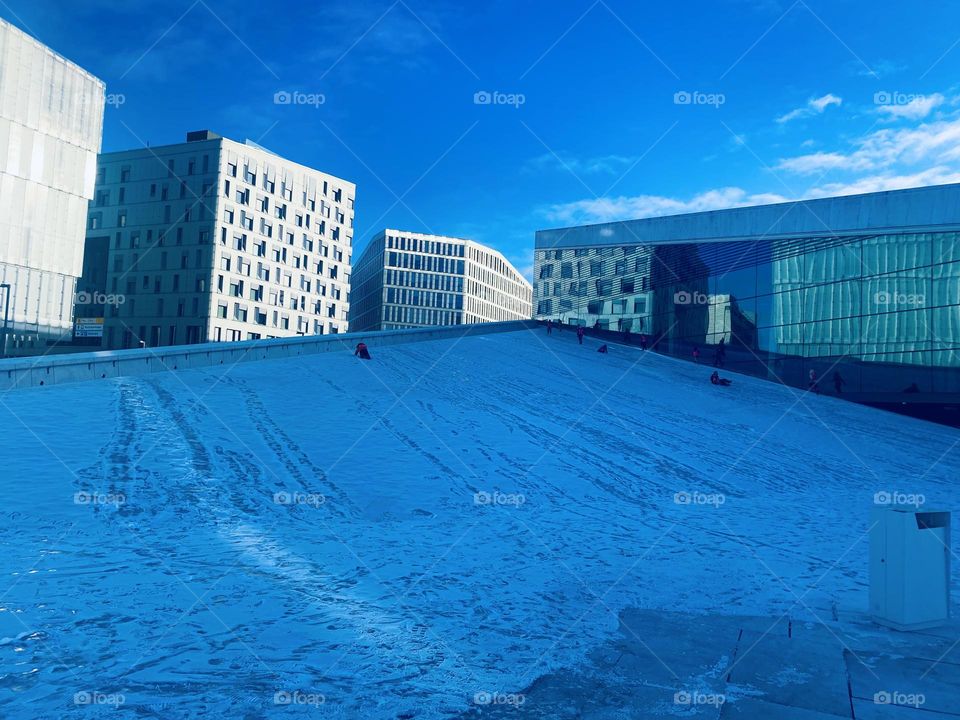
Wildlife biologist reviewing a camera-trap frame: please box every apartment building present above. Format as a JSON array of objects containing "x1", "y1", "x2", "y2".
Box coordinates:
[
  {"x1": 0, "y1": 18, "x2": 105, "y2": 356},
  {"x1": 79, "y1": 131, "x2": 354, "y2": 349},
  {"x1": 350, "y1": 229, "x2": 532, "y2": 331}
]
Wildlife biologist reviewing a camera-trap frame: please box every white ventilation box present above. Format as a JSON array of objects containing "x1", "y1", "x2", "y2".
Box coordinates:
[{"x1": 870, "y1": 507, "x2": 951, "y2": 630}]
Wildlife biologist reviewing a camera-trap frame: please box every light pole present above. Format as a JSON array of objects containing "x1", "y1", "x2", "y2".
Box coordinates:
[{"x1": 0, "y1": 283, "x2": 10, "y2": 358}]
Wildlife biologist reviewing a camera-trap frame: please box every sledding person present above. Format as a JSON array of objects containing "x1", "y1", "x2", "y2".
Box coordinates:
[
  {"x1": 577, "y1": 326, "x2": 585, "y2": 345},
  {"x1": 710, "y1": 370, "x2": 732, "y2": 386},
  {"x1": 597, "y1": 344, "x2": 609, "y2": 354},
  {"x1": 354, "y1": 342, "x2": 371, "y2": 360},
  {"x1": 833, "y1": 371, "x2": 845, "y2": 395}
]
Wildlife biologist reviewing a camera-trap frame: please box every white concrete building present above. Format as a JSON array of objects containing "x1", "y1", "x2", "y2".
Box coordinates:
[
  {"x1": 349, "y1": 229, "x2": 532, "y2": 331},
  {"x1": 80, "y1": 131, "x2": 355, "y2": 349},
  {"x1": 0, "y1": 18, "x2": 105, "y2": 356}
]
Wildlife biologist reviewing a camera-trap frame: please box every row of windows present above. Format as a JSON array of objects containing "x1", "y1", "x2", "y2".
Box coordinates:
[
  {"x1": 539, "y1": 258, "x2": 649, "y2": 280},
  {"x1": 225, "y1": 157, "x2": 349, "y2": 208},
  {"x1": 218, "y1": 253, "x2": 341, "y2": 291},
  {"x1": 96, "y1": 155, "x2": 213, "y2": 186},
  {"x1": 385, "y1": 269, "x2": 463, "y2": 293},
  {"x1": 385, "y1": 287, "x2": 464, "y2": 310},
  {"x1": 387, "y1": 252, "x2": 465, "y2": 274},
  {"x1": 386, "y1": 235, "x2": 465, "y2": 257},
  {"x1": 214, "y1": 277, "x2": 344, "y2": 317},
  {"x1": 89, "y1": 195, "x2": 214, "y2": 231},
  {"x1": 384, "y1": 305, "x2": 462, "y2": 326}
]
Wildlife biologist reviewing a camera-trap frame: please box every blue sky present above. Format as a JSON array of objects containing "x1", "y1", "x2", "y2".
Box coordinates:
[{"x1": 5, "y1": 0, "x2": 960, "y2": 278}]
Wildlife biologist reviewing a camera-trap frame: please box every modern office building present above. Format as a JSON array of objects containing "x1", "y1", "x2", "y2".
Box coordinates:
[
  {"x1": 0, "y1": 18, "x2": 105, "y2": 356},
  {"x1": 534, "y1": 184, "x2": 960, "y2": 420},
  {"x1": 349, "y1": 229, "x2": 532, "y2": 331},
  {"x1": 79, "y1": 131, "x2": 355, "y2": 349}
]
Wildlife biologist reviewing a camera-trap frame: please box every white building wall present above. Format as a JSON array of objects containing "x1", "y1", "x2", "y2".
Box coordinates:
[
  {"x1": 351, "y1": 229, "x2": 531, "y2": 330},
  {"x1": 0, "y1": 19, "x2": 104, "y2": 355},
  {"x1": 209, "y1": 138, "x2": 354, "y2": 342},
  {"x1": 85, "y1": 134, "x2": 355, "y2": 349}
]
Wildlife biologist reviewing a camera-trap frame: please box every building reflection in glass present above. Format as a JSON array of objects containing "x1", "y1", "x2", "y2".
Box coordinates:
[{"x1": 533, "y1": 231, "x2": 960, "y2": 403}]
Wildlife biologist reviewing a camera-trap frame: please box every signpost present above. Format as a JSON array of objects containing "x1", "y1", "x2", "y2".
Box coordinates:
[{"x1": 74, "y1": 317, "x2": 104, "y2": 339}]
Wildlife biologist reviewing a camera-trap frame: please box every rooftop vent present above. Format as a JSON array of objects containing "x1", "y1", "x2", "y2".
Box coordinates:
[{"x1": 186, "y1": 130, "x2": 220, "y2": 142}]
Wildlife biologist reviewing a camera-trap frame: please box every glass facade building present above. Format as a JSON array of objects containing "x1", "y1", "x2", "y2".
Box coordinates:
[{"x1": 534, "y1": 185, "x2": 960, "y2": 421}]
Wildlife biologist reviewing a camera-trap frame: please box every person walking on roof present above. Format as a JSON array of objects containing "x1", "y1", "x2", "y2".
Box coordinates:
[
  {"x1": 639, "y1": 333, "x2": 648, "y2": 351},
  {"x1": 833, "y1": 371, "x2": 845, "y2": 395},
  {"x1": 546, "y1": 319, "x2": 553, "y2": 335},
  {"x1": 577, "y1": 326, "x2": 585, "y2": 345},
  {"x1": 808, "y1": 368, "x2": 820, "y2": 394},
  {"x1": 693, "y1": 346, "x2": 701, "y2": 363}
]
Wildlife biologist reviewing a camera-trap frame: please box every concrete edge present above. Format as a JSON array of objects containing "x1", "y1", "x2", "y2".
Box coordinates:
[{"x1": 0, "y1": 320, "x2": 539, "y2": 391}]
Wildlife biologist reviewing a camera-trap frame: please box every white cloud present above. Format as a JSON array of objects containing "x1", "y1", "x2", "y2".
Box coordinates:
[
  {"x1": 777, "y1": 93, "x2": 843, "y2": 124},
  {"x1": 810, "y1": 94, "x2": 843, "y2": 113},
  {"x1": 876, "y1": 93, "x2": 945, "y2": 120},
  {"x1": 524, "y1": 152, "x2": 639, "y2": 175},
  {"x1": 806, "y1": 167, "x2": 960, "y2": 198},
  {"x1": 544, "y1": 187, "x2": 790, "y2": 225},
  {"x1": 541, "y1": 88, "x2": 960, "y2": 230},
  {"x1": 777, "y1": 116, "x2": 960, "y2": 174}
]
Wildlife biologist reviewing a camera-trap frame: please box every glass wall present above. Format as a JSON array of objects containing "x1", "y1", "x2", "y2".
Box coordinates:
[{"x1": 533, "y1": 231, "x2": 960, "y2": 396}]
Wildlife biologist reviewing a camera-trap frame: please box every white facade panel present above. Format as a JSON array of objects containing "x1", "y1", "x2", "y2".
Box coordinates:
[{"x1": 0, "y1": 19, "x2": 104, "y2": 356}]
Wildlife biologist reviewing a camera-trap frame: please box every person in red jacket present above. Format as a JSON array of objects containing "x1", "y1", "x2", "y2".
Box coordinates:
[{"x1": 355, "y1": 342, "x2": 371, "y2": 360}]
